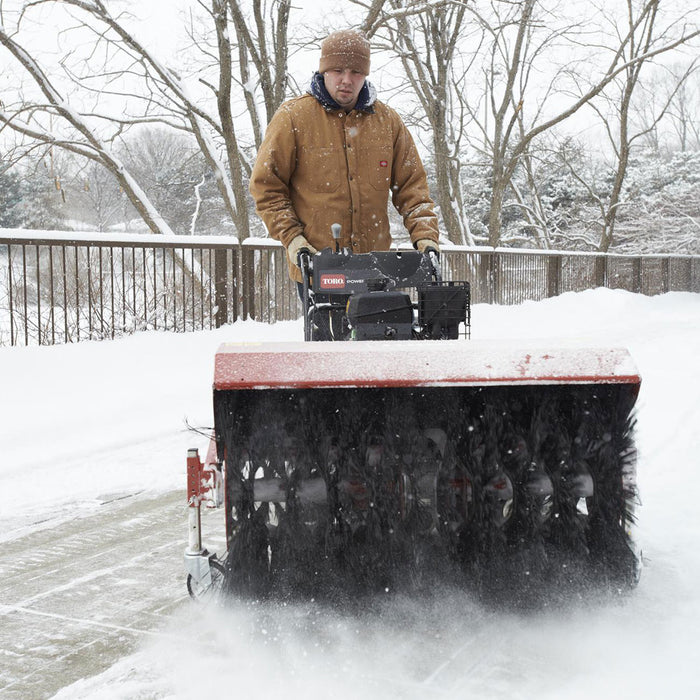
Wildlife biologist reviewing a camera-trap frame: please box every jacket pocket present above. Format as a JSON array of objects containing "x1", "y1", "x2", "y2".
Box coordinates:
[
  {"x1": 360, "y1": 147, "x2": 392, "y2": 191},
  {"x1": 296, "y1": 146, "x2": 343, "y2": 193}
]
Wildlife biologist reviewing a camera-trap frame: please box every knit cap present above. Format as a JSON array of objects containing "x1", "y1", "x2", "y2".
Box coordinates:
[{"x1": 319, "y1": 30, "x2": 371, "y2": 75}]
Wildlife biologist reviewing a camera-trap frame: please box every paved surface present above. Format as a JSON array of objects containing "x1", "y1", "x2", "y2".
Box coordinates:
[{"x1": 0, "y1": 491, "x2": 225, "y2": 699}]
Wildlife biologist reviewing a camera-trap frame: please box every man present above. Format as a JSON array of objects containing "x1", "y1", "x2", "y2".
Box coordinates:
[{"x1": 249, "y1": 29, "x2": 440, "y2": 284}]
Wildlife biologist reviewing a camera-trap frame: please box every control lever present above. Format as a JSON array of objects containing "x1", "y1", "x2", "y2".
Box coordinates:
[{"x1": 331, "y1": 223, "x2": 342, "y2": 253}]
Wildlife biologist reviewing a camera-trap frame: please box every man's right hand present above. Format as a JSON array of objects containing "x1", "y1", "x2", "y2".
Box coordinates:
[{"x1": 287, "y1": 235, "x2": 318, "y2": 266}]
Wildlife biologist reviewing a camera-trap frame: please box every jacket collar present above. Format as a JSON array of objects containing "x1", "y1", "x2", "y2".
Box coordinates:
[{"x1": 308, "y1": 71, "x2": 376, "y2": 113}]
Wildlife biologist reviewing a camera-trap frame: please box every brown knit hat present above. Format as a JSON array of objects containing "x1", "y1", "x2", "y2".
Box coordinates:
[{"x1": 319, "y1": 30, "x2": 371, "y2": 75}]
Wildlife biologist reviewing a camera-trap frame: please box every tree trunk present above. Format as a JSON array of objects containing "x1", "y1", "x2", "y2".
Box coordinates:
[
  {"x1": 432, "y1": 115, "x2": 466, "y2": 244},
  {"x1": 213, "y1": 0, "x2": 250, "y2": 239},
  {"x1": 488, "y1": 181, "x2": 506, "y2": 248}
]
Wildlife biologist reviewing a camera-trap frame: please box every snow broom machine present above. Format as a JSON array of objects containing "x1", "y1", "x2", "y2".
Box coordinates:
[{"x1": 185, "y1": 226, "x2": 641, "y2": 604}]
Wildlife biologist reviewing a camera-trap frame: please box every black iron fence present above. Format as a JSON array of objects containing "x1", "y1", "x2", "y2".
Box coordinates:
[
  {"x1": 0, "y1": 231, "x2": 239, "y2": 346},
  {"x1": 1, "y1": 229, "x2": 698, "y2": 346}
]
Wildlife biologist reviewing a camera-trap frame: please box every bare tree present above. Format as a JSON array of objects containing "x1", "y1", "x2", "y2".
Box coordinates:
[
  {"x1": 561, "y1": 3, "x2": 699, "y2": 251},
  {"x1": 665, "y1": 66, "x2": 700, "y2": 151},
  {"x1": 0, "y1": 0, "x2": 294, "y2": 238},
  {"x1": 205, "y1": 0, "x2": 292, "y2": 235},
  {"x1": 66, "y1": 160, "x2": 130, "y2": 232},
  {"x1": 120, "y1": 128, "x2": 224, "y2": 235},
  {"x1": 637, "y1": 61, "x2": 700, "y2": 154},
  {"x1": 464, "y1": 0, "x2": 699, "y2": 248},
  {"x1": 225, "y1": 0, "x2": 291, "y2": 147},
  {"x1": 2, "y1": 0, "x2": 697, "y2": 255},
  {"x1": 0, "y1": 24, "x2": 177, "y2": 235},
  {"x1": 608, "y1": 150, "x2": 700, "y2": 254},
  {"x1": 598, "y1": 1, "x2": 671, "y2": 251},
  {"x1": 368, "y1": 0, "x2": 477, "y2": 245},
  {"x1": 550, "y1": 134, "x2": 700, "y2": 255}
]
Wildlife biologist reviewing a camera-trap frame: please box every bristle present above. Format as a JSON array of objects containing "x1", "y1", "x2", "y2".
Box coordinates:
[{"x1": 215, "y1": 383, "x2": 639, "y2": 604}]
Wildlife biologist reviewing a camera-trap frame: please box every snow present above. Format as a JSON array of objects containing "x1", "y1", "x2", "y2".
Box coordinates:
[
  {"x1": 0, "y1": 319, "x2": 299, "y2": 535},
  {"x1": 2, "y1": 288, "x2": 700, "y2": 698}
]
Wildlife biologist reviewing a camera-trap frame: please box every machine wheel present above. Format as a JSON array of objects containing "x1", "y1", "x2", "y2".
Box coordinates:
[{"x1": 186, "y1": 558, "x2": 226, "y2": 602}]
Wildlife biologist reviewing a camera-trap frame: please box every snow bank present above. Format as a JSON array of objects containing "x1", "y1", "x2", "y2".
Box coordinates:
[{"x1": 0, "y1": 319, "x2": 299, "y2": 535}]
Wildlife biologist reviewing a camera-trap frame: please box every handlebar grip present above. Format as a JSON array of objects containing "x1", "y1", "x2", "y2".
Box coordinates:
[
  {"x1": 426, "y1": 249, "x2": 442, "y2": 283},
  {"x1": 298, "y1": 249, "x2": 313, "y2": 284}
]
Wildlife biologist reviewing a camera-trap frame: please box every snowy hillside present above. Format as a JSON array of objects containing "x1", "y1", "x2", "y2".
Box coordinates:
[{"x1": 1, "y1": 288, "x2": 699, "y2": 699}]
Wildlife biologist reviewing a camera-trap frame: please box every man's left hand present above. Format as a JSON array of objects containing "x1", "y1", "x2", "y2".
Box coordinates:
[{"x1": 415, "y1": 239, "x2": 440, "y2": 254}]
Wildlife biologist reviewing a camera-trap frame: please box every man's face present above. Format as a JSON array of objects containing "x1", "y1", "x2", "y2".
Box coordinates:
[{"x1": 323, "y1": 68, "x2": 367, "y2": 110}]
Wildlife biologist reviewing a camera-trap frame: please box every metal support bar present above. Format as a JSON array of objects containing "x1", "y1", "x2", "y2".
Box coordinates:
[{"x1": 186, "y1": 448, "x2": 204, "y2": 555}]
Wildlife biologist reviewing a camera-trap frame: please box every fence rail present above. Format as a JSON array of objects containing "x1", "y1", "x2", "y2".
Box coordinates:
[{"x1": 1, "y1": 230, "x2": 698, "y2": 346}]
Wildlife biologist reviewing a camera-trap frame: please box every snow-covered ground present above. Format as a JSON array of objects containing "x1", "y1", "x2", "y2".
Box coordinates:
[{"x1": 1, "y1": 288, "x2": 699, "y2": 699}]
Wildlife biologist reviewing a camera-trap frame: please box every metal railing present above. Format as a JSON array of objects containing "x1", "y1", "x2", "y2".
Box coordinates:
[
  {"x1": 0, "y1": 231, "x2": 239, "y2": 346},
  {"x1": 1, "y1": 229, "x2": 698, "y2": 346}
]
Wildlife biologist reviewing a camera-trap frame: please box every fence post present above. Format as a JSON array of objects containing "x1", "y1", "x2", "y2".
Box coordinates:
[
  {"x1": 231, "y1": 245, "x2": 239, "y2": 323},
  {"x1": 488, "y1": 251, "x2": 499, "y2": 304},
  {"x1": 241, "y1": 243, "x2": 256, "y2": 321},
  {"x1": 7, "y1": 244, "x2": 15, "y2": 346},
  {"x1": 681, "y1": 257, "x2": 693, "y2": 291},
  {"x1": 547, "y1": 254, "x2": 562, "y2": 298},
  {"x1": 214, "y1": 248, "x2": 228, "y2": 328},
  {"x1": 632, "y1": 257, "x2": 642, "y2": 294},
  {"x1": 594, "y1": 255, "x2": 607, "y2": 288},
  {"x1": 661, "y1": 257, "x2": 670, "y2": 293}
]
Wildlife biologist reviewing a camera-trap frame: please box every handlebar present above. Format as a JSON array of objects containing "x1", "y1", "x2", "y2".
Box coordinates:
[
  {"x1": 298, "y1": 250, "x2": 313, "y2": 341},
  {"x1": 426, "y1": 248, "x2": 442, "y2": 283}
]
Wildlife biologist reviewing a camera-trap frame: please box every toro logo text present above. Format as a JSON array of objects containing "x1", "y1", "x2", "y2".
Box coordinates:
[{"x1": 319, "y1": 273, "x2": 347, "y2": 290}]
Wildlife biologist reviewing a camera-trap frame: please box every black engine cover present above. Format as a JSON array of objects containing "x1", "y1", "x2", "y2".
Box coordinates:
[{"x1": 346, "y1": 291, "x2": 413, "y2": 340}]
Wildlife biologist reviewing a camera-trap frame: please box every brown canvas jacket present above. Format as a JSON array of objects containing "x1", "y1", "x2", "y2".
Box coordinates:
[{"x1": 249, "y1": 93, "x2": 439, "y2": 282}]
